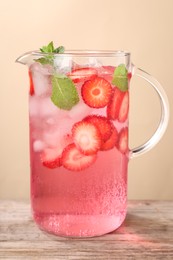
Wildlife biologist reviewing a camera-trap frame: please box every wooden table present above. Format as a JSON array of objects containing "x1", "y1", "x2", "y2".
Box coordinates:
[{"x1": 0, "y1": 201, "x2": 173, "y2": 259}]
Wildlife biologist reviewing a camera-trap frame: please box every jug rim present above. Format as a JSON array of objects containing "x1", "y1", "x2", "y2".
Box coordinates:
[{"x1": 25, "y1": 50, "x2": 130, "y2": 57}]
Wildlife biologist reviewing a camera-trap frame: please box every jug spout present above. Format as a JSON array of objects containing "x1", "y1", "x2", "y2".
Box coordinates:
[{"x1": 16, "y1": 51, "x2": 36, "y2": 66}]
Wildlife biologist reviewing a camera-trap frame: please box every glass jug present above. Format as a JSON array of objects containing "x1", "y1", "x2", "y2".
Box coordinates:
[{"x1": 16, "y1": 50, "x2": 169, "y2": 237}]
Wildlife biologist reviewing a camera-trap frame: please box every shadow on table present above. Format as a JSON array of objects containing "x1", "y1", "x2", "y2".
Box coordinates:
[{"x1": 110, "y1": 211, "x2": 173, "y2": 248}]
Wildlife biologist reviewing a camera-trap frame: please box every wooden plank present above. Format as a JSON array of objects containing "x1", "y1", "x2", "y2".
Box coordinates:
[{"x1": 0, "y1": 200, "x2": 173, "y2": 259}]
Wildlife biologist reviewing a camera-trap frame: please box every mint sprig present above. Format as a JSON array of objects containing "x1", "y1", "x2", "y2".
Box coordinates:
[
  {"x1": 36, "y1": 41, "x2": 65, "y2": 65},
  {"x1": 51, "y1": 74, "x2": 79, "y2": 110},
  {"x1": 54, "y1": 46, "x2": 65, "y2": 53},
  {"x1": 35, "y1": 41, "x2": 79, "y2": 110},
  {"x1": 112, "y1": 64, "x2": 128, "y2": 91},
  {"x1": 36, "y1": 55, "x2": 54, "y2": 65}
]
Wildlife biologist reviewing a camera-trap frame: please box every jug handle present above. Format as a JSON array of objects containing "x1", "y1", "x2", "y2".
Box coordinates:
[{"x1": 130, "y1": 66, "x2": 169, "y2": 158}]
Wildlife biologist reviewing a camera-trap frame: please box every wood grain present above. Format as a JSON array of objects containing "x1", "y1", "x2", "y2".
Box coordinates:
[{"x1": 0, "y1": 200, "x2": 173, "y2": 259}]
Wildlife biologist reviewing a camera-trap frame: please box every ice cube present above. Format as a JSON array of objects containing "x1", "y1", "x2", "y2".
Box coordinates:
[
  {"x1": 97, "y1": 65, "x2": 115, "y2": 81},
  {"x1": 56, "y1": 117, "x2": 74, "y2": 138},
  {"x1": 39, "y1": 97, "x2": 61, "y2": 118},
  {"x1": 41, "y1": 133, "x2": 72, "y2": 161},
  {"x1": 88, "y1": 57, "x2": 102, "y2": 68},
  {"x1": 43, "y1": 125, "x2": 72, "y2": 149},
  {"x1": 29, "y1": 96, "x2": 40, "y2": 117},
  {"x1": 46, "y1": 118, "x2": 56, "y2": 125},
  {"x1": 29, "y1": 63, "x2": 52, "y2": 97},
  {"x1": 54, "y1": 56, "x2": 73, "y2": 74},
  {"x1": 30, "y1": 62, "x2": 53, "y2": 75},
  {"x1": 69, "y1": 101, "x2": 93, "y2": 121},
  {"x1": 43, "y1": 130, "x2": 60, "y2": 148}
]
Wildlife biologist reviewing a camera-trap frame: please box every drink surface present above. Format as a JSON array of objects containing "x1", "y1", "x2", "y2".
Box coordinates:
[{"x1": 29, "y1": 60, "x2": 130, "y2": 237}]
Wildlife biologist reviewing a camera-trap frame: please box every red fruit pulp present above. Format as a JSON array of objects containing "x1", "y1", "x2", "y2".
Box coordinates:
[{"x1": 28, "y1": 70, "x2": 35, "y2": 95}]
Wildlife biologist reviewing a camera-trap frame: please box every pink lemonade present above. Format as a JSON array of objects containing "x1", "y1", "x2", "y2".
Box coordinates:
[{"x1": 29, "y1": 47, "x2": 130, "y2": 237}]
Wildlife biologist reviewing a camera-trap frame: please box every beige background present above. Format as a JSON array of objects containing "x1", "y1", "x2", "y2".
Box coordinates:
[{"x1": 0, "y1": 0, "x2": 172, "y2": 199}]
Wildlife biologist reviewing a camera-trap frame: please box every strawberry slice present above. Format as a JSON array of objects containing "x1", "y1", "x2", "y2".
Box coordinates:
[
  {"x1": 61, "y1": 143, "x2": 97, "y2": 171},
  {"x1": 107, "y1": 88, "x2": 129, "y2": 122},
  {"x1": 28, "y1": 70, "x2": 35, "y2": 95},
  {"x1": 84, "y1": 115, "x2": 112, "y2": 142},
  {"x1": 82, "y1": 77, "x2": 112, "y2": 108},
  {"x1": 40, "y1": 147, "x2": 62, "y2": 169},
  {"x1": 118, "y1": 127, "x2": 129, "y2": 154},
  {"x1": 101, "y1": 126, "x2": 118, "y2": 151},
  {"x1": 68, "y1": 67, "x2": 97, "y2": 83},
  {"x1": 72, "y1": 120, "x2": 102, "y2": 155},
  {"x1": 107, "y1": 87, "x2": 124, "y2": 120},
  {"x1": 118, "y1": 91, "x2": 129, "y2": 122}
]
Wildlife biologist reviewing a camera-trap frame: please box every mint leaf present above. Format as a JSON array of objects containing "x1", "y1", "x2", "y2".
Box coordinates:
[
  {"x1": 54, "y1": 46, "x2": 65, "y2": 53},
  {"x1": 51, "y1": 75, "x2": 79, "y2": 110},
  {"x1": 54, "y1": 73, "x2": 67, "y2": 79},
  {"x1": 35, "y1": 56, "x2": 53, "y2": 65},
  {"x1": 40, "y1": 41, "x2": 54, "y2": 53},
  {"x1": 112, "y1": 64, "x2": 128, "y2": 91}
]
